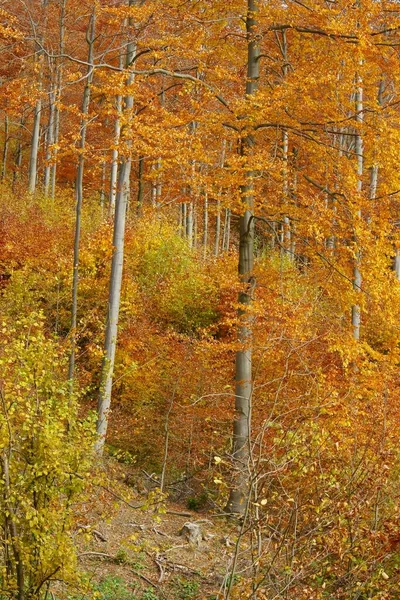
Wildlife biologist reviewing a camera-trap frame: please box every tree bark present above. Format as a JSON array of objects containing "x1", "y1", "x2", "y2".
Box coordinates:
[
  {"x1": 44, "y1": 90, "x2": 55, "y2": 196},
  {"x1": 96, "y1": 2, "x2": 136, "y2": 454},
  {"x1": 351, "y1": 74, "x2": 363, "y2": 341},
  {"x1": 28, "y1": 98, "x2": 42, "y2": 194},
  {"x1": 96, "y1": 161, "x2": 131, "y2": 453},
  {"x1": 50, "y1": 0, "x2": 66, "y2": 200},
  {"x1": 226, "y1": 0, "x2": 259, "y2": 515}
]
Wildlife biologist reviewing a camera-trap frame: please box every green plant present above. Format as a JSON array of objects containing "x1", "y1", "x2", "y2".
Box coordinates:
[
  {"x1": 186, "y1": 493, "x2": 208, "y2": 512},
  {"x1": 141, "y1": 588, "x2": 159, "y2": 600},
  {"x1": 94, "y1": 576, "x2": 136, "y2": 600},
  {"x1": 174, "y1": 577, "x2": 200, "y2": 599}
]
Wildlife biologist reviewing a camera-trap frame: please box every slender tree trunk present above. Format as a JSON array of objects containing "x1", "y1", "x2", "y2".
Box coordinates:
[
  {"x1": 394, "y1": 249, "x2": 400, "y2": 281},
  {"x1": 96, "y1": 3, "x2": 136, "y2": 454},
  {"x1": 226, "y1": 0, "x2": 259, "y2": 515},
  {"x1": 186, "y1": 201, "x2": 194, "y2": 247},
  {"x1": 2, "y1": 115, "x2": 9, "y2": 181},
  {"x1": 215, "y1": 141, "x2": 226, "y2": 256},
  {"x1": 96, "y1": 161, "x2": 131, "y2": 452},
  {"x1": 203, "y1": 190, "x2": 208, "y2": 258},
  {"x1": 215, "y1": 200, "x2": 221, "y2": 256},
  {"x1": 68, "y1": 9, "x2": 96, "y2": 383},
  {"x1": 137, "y1": 155, "x2": 144, "y2": 216},
  {"x1": 223, "y1": 208, "x2": 231, "y2": 252},
  {"x1": 352, "y1": 74, "x2": 363, "y2": 341},
  {"x1": 50, "y1": 0, "x2": 66, "y2": 200},
  {"x1": 28, "y1": 98, "x2": 42, "y2": 194},
  {"x1": 109, "y1": 53, "x2": 124, "y2": 217},
  {"x1": 12, "y1": 117, "x2": 24, "y2": 191},
  {"x1": 44, "y1": 90, "x2": 55, "y2": 196},
  {"x1": 181, "y1": 202, "x2": 187, "y2": 236},
  {"x1": 100, "y1": 160, "x2": 106, "y2": 216}
]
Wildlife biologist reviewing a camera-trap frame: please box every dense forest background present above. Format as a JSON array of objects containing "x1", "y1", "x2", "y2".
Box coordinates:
[{"x1": 1, "y1": 0, "x2": 400, "y2": 598}]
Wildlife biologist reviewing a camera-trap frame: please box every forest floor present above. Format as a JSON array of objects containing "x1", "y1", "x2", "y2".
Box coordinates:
[{"x1": 59, "y1": 461, "x2": 246, "y2": 600}]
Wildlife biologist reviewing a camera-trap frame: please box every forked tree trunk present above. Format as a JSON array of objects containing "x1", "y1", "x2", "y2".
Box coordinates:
[{"x1": 226, "y1": 0, "x2": 259, "y2": 515}]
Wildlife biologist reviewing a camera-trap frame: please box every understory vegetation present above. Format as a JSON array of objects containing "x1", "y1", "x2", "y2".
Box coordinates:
[{"x1": 1, "y1": 190, "x2": 400, "y2": 599}]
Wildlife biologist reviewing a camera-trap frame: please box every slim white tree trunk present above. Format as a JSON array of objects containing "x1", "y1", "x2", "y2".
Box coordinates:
[
  {"x1": 28, "y1": 98, "x2": 42, "y2": 194},
  {"x1": 186, "y1": 201, "x2": 194, "y2": 247},
  {"x1": 223, "y1": 208, "x2": 231, "y2": 252},
  {"x1": 96, "y1": 161, "x2": 131, "y2": 452},
  {"x1": 203, "y1": 190, "x2": 208, "y2": 258},
  {"x1": 44, "y1": 90, "x2": 55, "y2": 196},
  {"x1": 109, "y1": 53, "x2": 124, "y2": 217},
  {"x1": 352, "y1": 74, "x2": 363, "y2": 341},
  {"x1": 215, "y1": 141, "x2": 226, "y2": 256},
  {"x1": 50, "y1": 0, "x2": 66, "y2": 200},
  {"x1": 96, "y1": 3, "x2": 136, "y2": 454}
]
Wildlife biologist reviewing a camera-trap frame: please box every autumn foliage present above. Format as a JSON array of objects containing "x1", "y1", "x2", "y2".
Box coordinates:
[{"x1": 1, "y1": 0, "x2": 400, "y2": 598}]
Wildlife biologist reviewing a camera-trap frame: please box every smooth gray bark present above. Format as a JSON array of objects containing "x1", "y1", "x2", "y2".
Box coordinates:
[
  {"x1": 186, "y1": 201, "x2": 194, "y2": 247},
  {"x1": 223, "y1": 208, "x2": 231, "y2": 252},
  {"x1": 28, "y1": 99, "x2": 42, "y2": 194},
  {"x1": 109, "y1": 52, "x2": 124, "y2": 217},
  {"x1": 96, "y1": 161, "x2": 131, "y2": 452},
  {"x1": 214, "y1": 142, "x2": 226, "y2": 256},
  {"x1": 351, "y1": 76, "x2": 363, "y2": 341},
  {"x1": 203, "y1": 190, "x2": 208, "y2": 258},
  {"x1": 50, "y1": 0, "x2": 66, "y2": 200},
  {"x1": 96, "y1": 5, "x2": 136, "y2": 454},
  {"x1": 226, "y1": 0, "x2": 259, "y2": 515},
  {"x1": 44, "y1": 90, "x2": 55, "y2": 196}
]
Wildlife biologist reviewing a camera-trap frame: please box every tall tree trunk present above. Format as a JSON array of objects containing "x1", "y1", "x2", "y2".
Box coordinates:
[
  {"x1": 12, "y1": 117, "x2": 24, "y2": 191},
  {"x1": 2, "y1": 114, "x2": 9, "y2": 181},
  {"x1": 44, "y1": 90, "x2": 55, "y2": 196},
  {"x1": 215, "y1": 141, "x2": 226, "y2": 256},
  {"x1": 226, "y1": 0, "x2": 259, "y2": 515},
  {"x1": 186, "y1": 201, "x2": 194, "y2": 247},
  {"x1": 50, "y1": 0, "x2": 66, "y2": 200},
  {"x1": 109, "y1": 52, "x2": 124, "y2": 217},
  {"x1": 96, "y1": 161, "x2": 131, "y2": 453},
  {"x1": 352, "y1": 74, "x2": 363, "y2": 341},
  {"x1": 223, "y1": 208, "x2": 231, "y2": 252},
  {"x1": 68, "y1": 9, "x2": 96, "y2": 383},
  {"x1": 96, "y1": 2, "x2": 136, "y2": 454},
  {"x1": 203, "y1": 190, "x2": 208, "y2": 258},
  {"x1": 215, "y1": 199, "x2": 221, "y2": 256},
  {"x1": 28, "y1": 98, "x2": 42, "y2": 194},
  {"x1": 137, "y1": 155, "x2": 144, "y2": 216}
]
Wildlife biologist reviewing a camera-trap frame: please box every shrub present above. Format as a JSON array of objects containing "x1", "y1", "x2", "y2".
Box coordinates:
[{"x1": 0, "y1": 313, "x2": 95, "y2": 599}]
